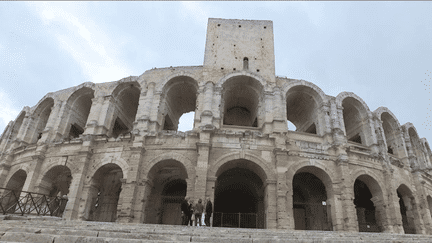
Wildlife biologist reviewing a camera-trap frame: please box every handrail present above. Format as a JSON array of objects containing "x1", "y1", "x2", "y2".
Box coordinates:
[{"x1": 0, "y1": 187, "x2": 67, "y2": 217}]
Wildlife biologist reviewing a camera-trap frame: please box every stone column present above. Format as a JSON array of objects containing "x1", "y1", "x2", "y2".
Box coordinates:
[
  {"x1": 117, "y1": 146, "x2": 145, "y2": 223},
  {"x1": 63, "y1": 150, "x2": 92, "y2": 220},
  {"x1": 194, "y1": 140, "x2": 211, "y2": 201},
  {"x1": 335, "y1": 156, "x2": 358, "y2": 232},
  {"x1": 136, "y1": 178, "x2": 153, "y2": 223},
  {"x1": 0, "y1": 160, "x2": 12, "y2": 188},
  {"x1": 273, "y1": 148, "x2": 289, "y2": 229},
  {"x1": 149, "y1": 91, "x2": 163, "y2": 132},
  {"x1": 135, "y1": 82, "x2": 155, "y2": 133},
  {"x1": 77, "y1": 183, "x2": 98, "y2": 220},
  {"x1": 386, "y1": 171, "x2": 404, "y2": 234},
  {"x1": 200, "y1": 82, "x2": 214, "y2": 126},
  {"x1": 38, "y1": 102, "x2": 63, "y2": 144},
  {"x1": 272, "y1": 87, "x2": 287, "y2": 133},
  {"x1": 265, "y1": 179, "x2": 277, "y2": 229},
  {"x1": 262, "y1": 91, "x2": 274, "y2": 134},
  {"x1": 51, "y1": 101, "x2": 71, "y2": 141},
  {"x1": 21, "y1": 154, "x2": 45, "y2": 193},
  {"x1": 412, "y1": 171, "x2": 431, "y2": 234},
  {"x1": 371, "y1": 195, "x2": 391, "y2": 232},
  {"x1": 212, "y1": 87, "x2": 223, "y2": 129}
]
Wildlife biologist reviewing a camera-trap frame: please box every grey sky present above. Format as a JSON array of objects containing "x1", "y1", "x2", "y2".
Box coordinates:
[{"x1": 1, "y1": 2, "x2": 431, "y2": 141}]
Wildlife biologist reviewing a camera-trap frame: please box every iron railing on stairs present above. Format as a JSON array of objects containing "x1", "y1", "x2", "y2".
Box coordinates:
[
  {"x1": 212, "y1": 212, "x2": 260, "y2": 228},
  {"x1": 0, "y1": 187, "x2": 67, "y2": 217}
]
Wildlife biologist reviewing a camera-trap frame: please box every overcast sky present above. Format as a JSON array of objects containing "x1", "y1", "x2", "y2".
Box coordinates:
[{"x1": 1, "y1": 2, "x2": 431, "y2": 142}]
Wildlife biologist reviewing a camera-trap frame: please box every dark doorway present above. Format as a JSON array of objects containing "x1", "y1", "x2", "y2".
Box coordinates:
[
  {"x1": 293, "y1": 172, "x2": 332, "y2": 231},
  {"x1": 214, "y1": 167, "x2": 264, "y2": 228},
  {"x1": 354, "y1": 179, "x2": 380, "y2": 232},
  {"x1": 160, "y1": 179, "x2": 187, "y2": 225},
  {"x1": 397, "y1": 190, "x2": 416, "y2": 234}
]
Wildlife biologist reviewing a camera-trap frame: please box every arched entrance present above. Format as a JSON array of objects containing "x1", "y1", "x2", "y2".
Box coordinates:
[
  {"x1": 144, "y1": 159, "x2": 188, "y2": 225},
  {"x1": 2, "y1": 170, "x2": 27, "y2": 213},
  {"x1": 292, "y1": 172, "x2": 332, "y2": 231},
  {"x1": 397, "y1": 185, "x2": 417, "y2": 234},
  {"x1": 87, "y1": 164, "x2": 123, "y2": 222},
  {"x1": 213, "y1": 159, "x2": 265, "y2": 229},
  {"x1": 354, "y1": 178, "x2": 382, "y2": 232},
  {"x1": 38, "y1": 165, "x2": 72, "y2": 197}
]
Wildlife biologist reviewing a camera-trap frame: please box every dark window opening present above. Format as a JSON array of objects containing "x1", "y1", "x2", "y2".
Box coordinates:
[
  {"x1": 233, "y1": 68, "x2": 236, "y2": 71},
  {"x1": 388, "y1": 146, "x2": 394, "y2": 155},
  {"x1": 243, "y1": 57, "x2": 249, "y2": 70},
  {"x1": 112, "y1": 118, "x2": 129, "y2": 138},
  {"x1": 37, "y1": 133, "x2": 43, "y2": 140},
  {"x1": 217, "y1": 24, "x2": 220, "y2": 27},
  {"x1": 349, "y1": 134, "x2": 362, "y2": 144},
  {"x1": 256, "y1": 69, "x2": 260, "y2": 72},
  {"x1": 163, "y1": 115, "x2": 176, "y2": 131},
  {"x1": 239, "y1": 25, "x2": 241, "y2": 27},
  {"x1": 221, "y1": 67, "x2": 224, "y2": 70},
  {"x1": 305, "y1": 123, "x2": 317, "y2": 134},
  {"x1": 252, "y1": 118, "x2": 258, "y2": 127},
  {"x1": 264, "y1": 26, "x2": 266, "y2": 29},
  {"x1": 69, "y1": 123, "x2": 84, "y2": 139}
]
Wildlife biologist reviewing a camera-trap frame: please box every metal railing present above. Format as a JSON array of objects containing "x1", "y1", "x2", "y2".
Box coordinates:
[
  {"x1": 212, "y1": 212, "x2": 259, "y2": 228},
  {"x1": 0, "y1": 187, "x2": 67, "y2": 217}
]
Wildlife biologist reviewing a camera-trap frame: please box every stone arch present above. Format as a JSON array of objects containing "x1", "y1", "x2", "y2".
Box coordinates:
[
  {"x1": 60, "y1": 87, "x2": 95, "y2": 139},
  {"x1": 157, "y1": 71, "x2": 200, "y2": 92},
  {"x1": 217, "y1": 71, "x2": 267, "y2": 89},
  {"x1": 159, "y1": 74, "x2": 199, "y2": 131},
  {"x1": 86, "y1": 163, "x2": 124, "y2": 222},
  {"x1": 282, "y1": 80, "x2": 327, "y2": 104},
  {"x1": 351, "y1": 171, "x2": 388, "y2": 232},
  {"x1": 404, "y1": 123, "x2": 427, "y2": 170},
  {"x1": 3, "y1": 164, "x2": 31, "y2": 189},
  {"x1": 337, "y1": 92, "x2": 374, "y2": 146},
  {"x1": 142, "y1": 152, "x2": 195, "y2": 181},
  {"x1": 36, "y1": 165, "x2": 72, "y2": 197},
  {"x1": 28, "y1": 97, "x2": 55, "y2": 143},
  {"x1": 285, "y1": 83, "x2": 326, "y2": 135},
  {"x1": 421, "y1": 139, "x2": 432, "y2": 167},
  {"x1": 108, "y1": 81, "x2": 141, "y2": 138},
  {"x1": 4, "y1": 169, "x2": 27, "y2": 191},
  {"x1": 287, "y1": 161, "x2": 335, "y2": 231},
  {"x1": 86, "y1": 156, "x2": 130, "y2": 184},
  {"x1": 218, "y1": 73, "x2": 265, "y2": 127},
  {"x1": 208, "y1": 152, "x2": 275, "y2": 181},
  {"x1": 143, "y1": 155, "x2": 192, "y2": 225},
  {"x1": 375, "y1": 107, "x2": 405, "y2": 158},
  {"x1": 396, "y1": 184, "x2": 419, "y2": 234}
]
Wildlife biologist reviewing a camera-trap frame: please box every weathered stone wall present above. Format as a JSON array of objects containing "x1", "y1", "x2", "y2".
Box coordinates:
[{"x1": 1, "y1": 18, "x2": 432, "y2": 235}]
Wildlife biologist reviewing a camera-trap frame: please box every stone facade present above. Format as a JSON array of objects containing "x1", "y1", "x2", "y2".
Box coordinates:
[{"x1": 1, "y1": 18, "x2": 432, "y2": 234}]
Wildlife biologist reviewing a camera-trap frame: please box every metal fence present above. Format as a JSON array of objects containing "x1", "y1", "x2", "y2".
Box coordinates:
[
  {"x1": 212, "y1": 212, "x2": 259, "y2": 228},
  {"x1": 0, "y1": 187, "x2": 67, "y2": 217}
]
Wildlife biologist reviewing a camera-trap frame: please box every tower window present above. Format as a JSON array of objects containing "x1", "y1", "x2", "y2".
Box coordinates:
[{"x1": 243, "y1": 57, "x2": 249, "y2": 70}]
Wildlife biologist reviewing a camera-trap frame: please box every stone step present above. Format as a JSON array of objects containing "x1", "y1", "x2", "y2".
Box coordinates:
[{"x1": 1, "y1": 217, "x2": 432, "y2": 243}]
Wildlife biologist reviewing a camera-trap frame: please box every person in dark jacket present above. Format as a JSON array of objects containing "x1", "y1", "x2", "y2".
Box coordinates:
[
  {"x1": 204, "y1": 197, "x2": 213, "y2": 227},
  {"x1": 181, "y1": 197, "x2": 190, "y2": 225},
  {"x1": 194, "y1": 198, "x2": 204, "y2": 226}
]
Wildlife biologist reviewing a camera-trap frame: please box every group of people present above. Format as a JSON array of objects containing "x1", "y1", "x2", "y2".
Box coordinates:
[{"x1": 181, "y1": 197, "x2": 213, "y2": 226}]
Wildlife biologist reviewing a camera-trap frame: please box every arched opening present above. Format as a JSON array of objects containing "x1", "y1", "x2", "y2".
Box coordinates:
[
  {"x1": 222, "y1": 76, "x2": 263, "y2": 127},
  {"x1": 178, "y1": 112, "x2": 195, "y2": 132},
  {"x1": 286, "y1": 86, "x2": 321, "y2": 135},
  {"x1": 1, "y1": 170, "x2": 27, "y2": 213},
  {"x1": 31, "y1": 98, "x2": 54, "y2": 143},
  {"x1": 87, "y1": 163, "x2": 123, "y2": 222},
  {"x1": 381, "y1": 112, "x2": 403, "y2": 157},
  {"x1": 9, "y1": 112, "x2": 26, "y2": 142},
  {"x1": 243, "y1": 57, "x2": 249, "y2": 70},
  {"x1": 162, "y1": 76, "x2": 198, "y2": 131},
  {"x1": 354, "y1": 177, "x2": 383, "y2": 232},
  {"x1": 144, "y1": 160, "x2": 188, "y2": 225},
  {"x1": 292, "y1": 171, "x2": 332, "y2": 231},
  {"x1": 397, "y1": 185, "x2": 417, "y2": 234},
  {"x1": 213, "y1": 159, "x2": 265, "y2": 228},
  {"x1": 38, "y1": 165, "x2": 72, "y2": 197},
  {"x1": 64, "y1": 87, "x2": 94, "y2": 139},
  {"x1": 342, "y1": 97, "x2": 369, "y2": 146},
  {"x1": 110, "y1": 83, "x2": 140, "y2": 138},
  {"x1": 408, "y1": 127, "x2": 427, "y2": 170}
]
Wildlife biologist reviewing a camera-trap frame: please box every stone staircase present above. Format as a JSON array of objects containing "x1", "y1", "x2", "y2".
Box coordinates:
[{"x1": 0, "y1": 216, "x2": 431, "y2": 243}]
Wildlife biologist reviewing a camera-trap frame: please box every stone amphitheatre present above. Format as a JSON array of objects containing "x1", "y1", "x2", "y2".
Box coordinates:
[{"x1": 1, "y1": 18, "x2": 432, "y2": 241}]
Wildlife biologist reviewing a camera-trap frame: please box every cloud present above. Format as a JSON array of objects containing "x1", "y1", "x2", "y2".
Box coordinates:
[
  {"x1": 0, "y1": 89, "x2": 21, "y2": 136},
  {"x1": 29, "y1": 2, "x2": 132, "y2": 83}
]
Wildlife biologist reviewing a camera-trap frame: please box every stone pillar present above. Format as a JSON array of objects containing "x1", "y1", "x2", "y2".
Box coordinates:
[
  {"x1": 386, "y1": 171, "x2": 404, "y2": 234},
  {"x1": 412, "y1": 172, "x2": 431, "y2": 234},
  {"x1": 273, "y1": 148, "x2": 289, "y2": 229},
  {"x1": 117, "y1": 147, "x2": 145, "y2": 223},
  {"x1": 212, "y1": 87, "x2": 223, "y2": 129},
  {"x1": 21, "y1": 154, "x2": 45, "y2": 193},
  {"x1": 136, "y1": 178, "x2": 153, "y2": 223},
  {"x1": 135, "y1": 82, "x2": 155, "y2": 133},
  {"x1": 194, "y1": 140, "x2": 211, "y2": 201},
  {"x1": 38, "y1": 102, "x2": 63, "y2": 144},
  {"x1": 51, "y1": 101, "x2": 71, "y2": 141},
  {"x1": 371, "y1": 195, "x2": 391, "y2": 232},
  {"x1": 272, "y1": 87, "x2": 287, "y2": 133},
  {"x1": 262, "y1": 90, "x2": 274, "y2": 134},
  {"x1": 335, "y1": 156, "x2": 358, "y2": 232},
  {"x1": 84, "y1": 95, "x2": 116, "y2": 136},
  {"x1": 149, "y1": 91, "x2": 163, "y2": 132},
  {"x1": 265, "y1": 179, "x2": 277, "y2": 229},
  {"x1": 0, "y1": 161, "x2": 12, "y2": 188},
  {"x1": 205, "y1": 176, "x2": 217, "y2": 204},
  {"x1": 77, "y1": 183, "x2": 98, "y2": 220},
  {"x1": 63, "y1": 150, "x2": 92, "y2": 220},
  {"x1": 319, "y1": 103, "x2": 332, "y2": 141}
]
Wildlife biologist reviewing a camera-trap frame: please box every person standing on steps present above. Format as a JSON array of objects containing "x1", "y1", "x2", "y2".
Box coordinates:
[
  {"x1": 181, "y1": 196, "x2": 190, "y2": 225},
  {"x1": 204, "y1": 197, "x2": 213, "y2": 227},
  {"x1": 188, "y1": 199, "x2": 195, "y2": 226},
  {"x1": 194, "y1": 198, "x2": 204, "y2": 226}
]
